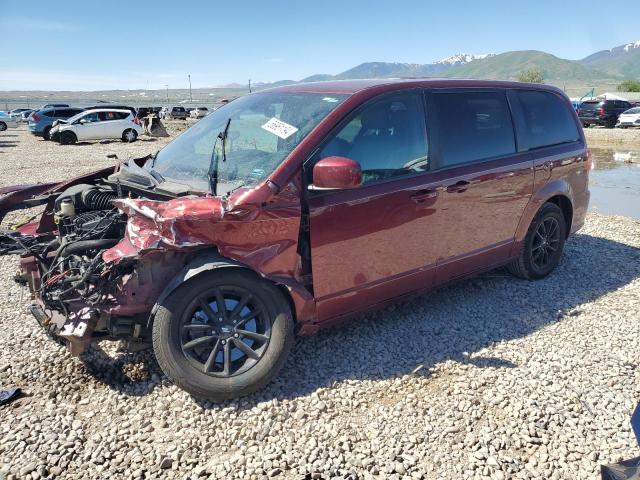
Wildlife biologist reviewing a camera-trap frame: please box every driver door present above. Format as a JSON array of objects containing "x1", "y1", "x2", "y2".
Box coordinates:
[
  {"x1": 74, "y1": 112, "x2": 100, "y2": 140},
  {"x1": 306, "y1": 90, "x2": 441, "y2": 322}
]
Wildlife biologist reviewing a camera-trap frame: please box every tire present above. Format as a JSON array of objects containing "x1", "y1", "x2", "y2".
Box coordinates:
[
  {"x1": 152, "y1": 269, "x2": 294, "y2": 401},
  {"x1": 582, "y1": 122, "x2": 589, "y2": 128},
  {"x1": 42, "y1": 126, "x2": 52, "y2": 140},
  {"x1": 122, "y1": 129, "x2": 138, "y2": 142},
  {"x1": 507, "y1": 202, "x2": 566, "y2": 280},
  {"x1": 606, "y1": 118, "x2": 616, "y2": 129},
  {"x1": 59, "y1": 131, "x2": 77, "y2": 145},
  {"x1": 0, "y1": 122, "x2": 6, "y2": 132}
]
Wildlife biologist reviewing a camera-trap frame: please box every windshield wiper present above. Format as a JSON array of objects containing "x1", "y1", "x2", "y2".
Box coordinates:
[{"x1": 208, "y1": 118, "x2": 231, "y2": 196}]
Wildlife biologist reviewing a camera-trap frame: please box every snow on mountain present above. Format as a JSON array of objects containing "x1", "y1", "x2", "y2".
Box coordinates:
[
  {"x1": 435, "y1": 53, "x2": 495, "y2": 65},
  {"x1": 623, "y1": 40, "x2": 640, "y2": 52}
]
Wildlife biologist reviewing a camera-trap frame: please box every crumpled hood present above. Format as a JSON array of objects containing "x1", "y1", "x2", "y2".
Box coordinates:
[{"x1": 102, "y1": 196, "x2": 226, "y2": 263}]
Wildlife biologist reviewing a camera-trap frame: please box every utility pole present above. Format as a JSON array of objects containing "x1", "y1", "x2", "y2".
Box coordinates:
[
  {"x1": 165, "y1": 85, "x2": 169, "y2": 104},
  {"x1": 188, "y1": 74, "x2": 193, "y2": 102},
  {"x1": 248, "y1": 79, "x2": 251, "y2": 93}
]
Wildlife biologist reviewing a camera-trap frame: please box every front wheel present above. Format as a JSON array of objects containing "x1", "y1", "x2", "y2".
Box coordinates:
[
  {"x1": 0, "y1": 122, "x2": 6, "y2": 132},
  {"x1": 59, "y1": 131, "x2": 77, "y2": 145},
  {"x1": 508, "y1": 202, "x2": 566, "y2": 280},
  {"x1": 152, "y1": 270, "x2": 294, "y2": 401}
]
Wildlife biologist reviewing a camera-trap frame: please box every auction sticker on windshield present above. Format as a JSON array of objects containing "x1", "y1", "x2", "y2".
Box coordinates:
[{"x1": 261, "y1": 117, "x2": 299, "y2": 139}]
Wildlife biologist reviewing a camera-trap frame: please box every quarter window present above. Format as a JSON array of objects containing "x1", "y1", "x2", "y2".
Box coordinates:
[
  {"x1": 431, "y1": 91, "x2": 516, "y2": 168},
  {"x1": 517, "y1": 90, "x2": 579, "y2": 149},
  {"x1": 318, "y1": 92, "x2": 428, "y2": 184}
]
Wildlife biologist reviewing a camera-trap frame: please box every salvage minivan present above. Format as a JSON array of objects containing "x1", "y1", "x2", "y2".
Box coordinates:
[{"x1": 0, "y1": 79, "x2": 590, "y2": 400}]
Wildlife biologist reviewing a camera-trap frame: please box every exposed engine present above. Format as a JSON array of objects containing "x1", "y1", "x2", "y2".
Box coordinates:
[
  {"x1": 0, "y1": 183, "x2": 130, "y2": 345},
  {"x1": 39, "y1": 184, "x2": 127, "y2": 311}
]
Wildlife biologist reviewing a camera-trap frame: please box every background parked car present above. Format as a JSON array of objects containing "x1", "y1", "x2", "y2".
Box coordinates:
[
  {"x1": 39, "y1": 103, "x2": 69, "y2": 109},
  {"x1": 0, "y1": 112, "x2": 19, "y2": 131},
  {"x1": 136, "y1": 107, "x2": 150, "y2": 118},
  {"x1": 52, "y1": 109, "x2": 143, "y2": 144},
  {"x1": 616, "y1": 107, "x2": 640, "y2": 128},
  {"x1": 19, "y1": 110, "x2": 35, "y2": 122},
  {"x1": 578, "y1": 99, "x2": 633, "y2": 128},
  {"x1": 9, "y1": 108, "x2": 32, "y2": 120},
  {"x1": 190, "y1": 107, "x2": 209, "y2": 118},
  {"x1": 28, "y1": 107, "x2": 85, "y2": 139},
  {"x1": 159, "y1": 106, "x2": 188, "y2": 119}
]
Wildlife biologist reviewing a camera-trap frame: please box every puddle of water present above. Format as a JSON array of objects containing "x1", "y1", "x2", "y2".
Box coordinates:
[{"x1": 589, "y1": 147, "x2": 640, "y2": 219}]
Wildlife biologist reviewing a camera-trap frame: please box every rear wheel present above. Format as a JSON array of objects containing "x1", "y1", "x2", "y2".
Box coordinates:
[
  {"x1": 59, "y1": 131, "x2": 77, "y2": 145},
  {"x1": 606, "y1": 118, "x2": 616, "y2": 129},
  {"x1": 42, "y1": 126, "x2": 51, "y2": 140},
  {"x1": 508, "y1": 202, "x2": 566, "y2": 280},
  {"x1": 122, "y1": 129, "x2": 138, "y2": 142},
  {"x1": 152, "y1": 270, "x2": 294, "y2": 401}
]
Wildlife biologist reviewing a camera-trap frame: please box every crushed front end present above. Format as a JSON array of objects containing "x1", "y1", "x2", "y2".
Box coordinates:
[
  {"x1": 0, "y1": 156, "x2": 310, "y2": 356},
  {"x1": 0, "y1": 169, "x2": 189, "y2": 354}
]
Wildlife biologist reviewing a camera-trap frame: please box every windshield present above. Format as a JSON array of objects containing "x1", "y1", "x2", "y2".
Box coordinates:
[{"x1": 150, "y1": 92, "x2": 349, "y2": 194}]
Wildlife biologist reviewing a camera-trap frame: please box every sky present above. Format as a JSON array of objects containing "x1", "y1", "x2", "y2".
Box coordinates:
[{"x1": 1, "y1": 0, "x2": 639, "y2": 91}]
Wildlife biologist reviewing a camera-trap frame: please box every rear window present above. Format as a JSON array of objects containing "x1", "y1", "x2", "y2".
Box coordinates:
[
  {"x1": 431, "y1": 91, "x2": 516, "y2": 168},
  {"x1": 517, "y1": 91, "x2": 580, "y2": 150},
  {"x1": 580, "y1": 101, "x2": 599, "y2": 111},
  {"x1": 173, "y1": 107, "x2": 185, "y2": 112}
]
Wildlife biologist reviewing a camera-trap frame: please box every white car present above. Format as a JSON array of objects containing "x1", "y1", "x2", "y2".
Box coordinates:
[
  {"x1": 0, "y1": 112, "x2": 19, "y2": 131},
  {"x1": 617, "y1": 107, "x2": 640, "y2": 128},
  {"x1": 51, "y1": 109, "x2": 143, "y2": 144},
  {"x1": 190, "y1": 107, "x2": 209, "y2": 118}
]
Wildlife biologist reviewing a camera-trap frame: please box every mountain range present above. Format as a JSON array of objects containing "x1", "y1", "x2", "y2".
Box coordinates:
[{"x1": 252, "y1": 40, "x2": 640, "y2": 89}]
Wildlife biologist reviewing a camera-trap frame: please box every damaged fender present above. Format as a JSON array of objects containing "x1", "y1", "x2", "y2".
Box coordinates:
[{"x1": 102, "y1": 184, "x2": 318, "y2": 330}]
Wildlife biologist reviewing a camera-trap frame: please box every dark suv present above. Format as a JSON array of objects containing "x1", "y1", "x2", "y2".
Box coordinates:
[
  {"x1": 578, "y1": 99, "x2": 633, "y2": 128},
  {"x1": 1, "y1": 79, "x2": 590, "y2": 401}
]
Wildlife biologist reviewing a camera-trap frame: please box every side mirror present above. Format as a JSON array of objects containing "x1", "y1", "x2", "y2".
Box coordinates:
[
  {"x1": 79, "y1": 118, "x2": 87, "y2": 124},
  {"x1": 309, "y1": 156, "x2": 362, "y2": 191}
]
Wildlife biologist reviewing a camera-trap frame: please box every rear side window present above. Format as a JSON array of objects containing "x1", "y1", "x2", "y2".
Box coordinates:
[
  {"x1": 42, "y1": 110, "x2": 55, "y2": 117},
  {"x1": 99, "y1": 111, "x2": 125, "y2": 121},
  {"x1": 431, "y1": 91, "x2": 516, "y2": 168},
  {"x1": 517, "y1": 91, "x2": 579, "y2": 150}
]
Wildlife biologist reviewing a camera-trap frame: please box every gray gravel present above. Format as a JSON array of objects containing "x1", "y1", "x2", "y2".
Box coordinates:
[{"x1": 1, "y1": 126, "x2": 640, "y2": 479}]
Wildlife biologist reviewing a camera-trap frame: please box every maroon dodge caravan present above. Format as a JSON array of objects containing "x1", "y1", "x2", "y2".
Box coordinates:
[{"x1": 0, "y1": 79, "x2": 590, "y2": 400}]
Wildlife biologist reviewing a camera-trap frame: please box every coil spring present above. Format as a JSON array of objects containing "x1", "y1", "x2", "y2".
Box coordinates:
[{"x1": 83, "y1": 189, "x2": 117, "y2": 210}]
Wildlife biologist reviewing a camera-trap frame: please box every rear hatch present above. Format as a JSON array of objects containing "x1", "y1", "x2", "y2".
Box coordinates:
[{"x1": 579, "y1": 101, "x2": 600, "y2": 118}]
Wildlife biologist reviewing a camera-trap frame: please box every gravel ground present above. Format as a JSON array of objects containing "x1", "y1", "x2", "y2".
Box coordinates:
[
  {"x1": 584, "y1": 127, "x2": 640, "y2": 149},
  {"x1": 1, "y1": 125, "x2": 640, "y2": 480}
]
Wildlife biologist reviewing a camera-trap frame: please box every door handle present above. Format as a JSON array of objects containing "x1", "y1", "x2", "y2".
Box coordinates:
[
  {"x1": 410, "y1": 188, "x2": 439, "y2": 203},
  {"x1": 445, "y1": 180, "x2": 470, "y2": 193}
]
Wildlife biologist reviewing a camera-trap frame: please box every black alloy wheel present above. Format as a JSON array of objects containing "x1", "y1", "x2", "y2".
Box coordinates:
[
  {"x1": 507, "y1": 202, "x2": 566, "y2": 280},
  {"x1": 179, "y1": 286, "x2": 271, "y2": 378},
  {"x1": 152, "y1": 270, "x2": 294, "y2": 401},
  {"x1": 530, "y1": 217, "x2": 561, "y2": 271}
]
